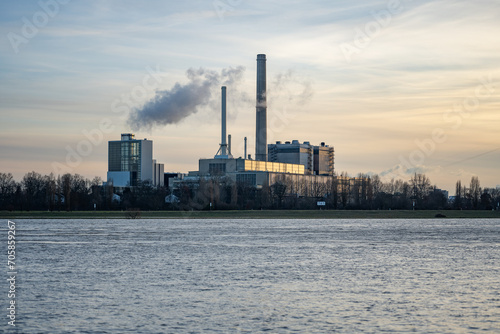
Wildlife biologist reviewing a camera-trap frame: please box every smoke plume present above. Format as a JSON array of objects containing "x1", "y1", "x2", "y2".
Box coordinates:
[
  {"x1": 128, "y1": 66, "x2": 246, "y2": 130},
  {"x1": 269, "y1": 69, "x2": 314, "y2": 106}
]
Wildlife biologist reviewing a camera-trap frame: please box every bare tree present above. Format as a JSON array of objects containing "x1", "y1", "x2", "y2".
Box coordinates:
[
  {"x1": 44, "y1": 173, "x2": 57, "y2": 211},
  {"x1": 0, "y1": 173, "x2": 16, "y2": 210},
  {"x1": 21, "y1": 171, "x2": 45, "y2": 210},
  {"x1": 61, "y1": 173, "x2": 72, "y2": 211},
  {"x1": 469, "y1": 176, "x2": 481, "y2": 209},
  {"x1": 410, "y1": 173, "x2": 432, "y2": 208},
  {"x1": 339, "y1": 172, "x2": 350, "y2": 208},
  {"x1": 454, "y1": 180, "x2": 462, "y2": 209}
]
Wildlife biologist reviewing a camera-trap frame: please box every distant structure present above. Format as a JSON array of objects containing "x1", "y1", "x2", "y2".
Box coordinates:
[
  {"x1": 189, "y1": 54, "x2": 337, "y2": 193},
  {"x1": 255, "y1": 54, "x2": 267, "y2": 162},
  {"x1": 268, "y1": 141, "x2": 334, "y2": 175},
  {"x1": 214, "y1": 86, "x2": 233, "y2": 159},
  {"x1": 107, "y1": 54, "x2": 343, "y2": 199},
  {"x1": 107, "y1": 133, "x2": 164, "y2": 187}
]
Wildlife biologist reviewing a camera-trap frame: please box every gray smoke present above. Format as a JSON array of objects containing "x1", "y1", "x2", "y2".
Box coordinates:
[
  {"x1": 128, "y1": 66, "x2": 246, "y2": 130},
  {"x1": 269, "y1": 69, "x2": 313, "y2": 106}
]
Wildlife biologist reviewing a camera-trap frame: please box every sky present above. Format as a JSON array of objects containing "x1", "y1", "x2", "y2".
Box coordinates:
[{"x1": 1, "y1": 0, "x2": 499, "y2": 192}]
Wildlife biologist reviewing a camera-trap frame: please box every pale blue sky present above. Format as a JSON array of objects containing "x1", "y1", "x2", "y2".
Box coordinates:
[{"x1": 1, "y1": 0, "x2": 499, "y2": 191}]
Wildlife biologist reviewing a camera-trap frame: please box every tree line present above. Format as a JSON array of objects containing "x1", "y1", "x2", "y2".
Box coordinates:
[
  {"x1": 1, "y1": 171, "x2": 498, "y2": 211},
  {"x1": 174, "y1": 173, "x2": 499, "y2": 211}
]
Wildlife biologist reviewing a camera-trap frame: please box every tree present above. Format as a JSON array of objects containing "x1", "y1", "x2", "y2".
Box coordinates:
[
  {"x1": 469, "y1": 176, "x2": 481, "y2": 209},
  {"x1": 454, "y1": 180, "x2": 462, "y2": 209},
  {"x1": 70, "y1": 174, "x2": 89, "y2": 210},
  {"x1": 371, "y1": 174, "x2": 382, "y2": 196},
  {"x1": 410, "y1": 173, "x2": 432, "y2": 209},
  {"x1": 271, "y1": 180, "x2": 287, "y2": 209},
  {"x1": 61, "y1": 173, "x2": 72, "y2": 211},
  {"x1": 90, "y1": 177, "x2": 102, "y2": 210},
  {"x1": 339, "y1": 172, "x2": 350, "y2": 209},
  {"x1": 44, "y1": 173, "x2": 57, "y2": 211},
  {"x1": 480, "y1": 191, "x2": 492, "y2": 210},
  {"x1": 425, "y1": 187, "x2": 447, "y2": 210},
  {"x1": 327, "y1": 176, "x2": 339, "y2": 209},
  {"x1": 21, "y1": 171, "x2": 45, "y2": 210},
  {"x1": 0, "y1": 173, "x2": 16, "y2": 210}
]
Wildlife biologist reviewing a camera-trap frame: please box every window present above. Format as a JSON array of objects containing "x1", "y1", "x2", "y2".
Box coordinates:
[
  {"x1": 237, "y1": 173, "x2": 256, "y2": 186},
  {"x1": 209, "y1": 163, "x2": 226, "y2": 174}
]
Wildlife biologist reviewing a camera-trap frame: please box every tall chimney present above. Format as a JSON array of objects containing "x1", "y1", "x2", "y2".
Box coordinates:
[
  {"x1": 244, "y1": 136, "x2": 247, "y2": 160},
  {"x1": 221, "y1": 86, "x2": 227, "y2": 156},
  {"x1": 255, "y1": 54, "x2": 267, "y2": 161}
]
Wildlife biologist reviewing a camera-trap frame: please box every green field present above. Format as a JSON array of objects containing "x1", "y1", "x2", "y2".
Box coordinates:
[{"x1": 1, "y1": 210, "x2": 499, "y2": 219}]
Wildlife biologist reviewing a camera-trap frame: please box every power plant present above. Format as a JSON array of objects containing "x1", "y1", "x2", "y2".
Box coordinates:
[
  {"x1": 190, "y1": 54, "x2": 335, "y2": 192},
  {"x1": 107, "y1": 54, "x2": 336, "y2": 192}
]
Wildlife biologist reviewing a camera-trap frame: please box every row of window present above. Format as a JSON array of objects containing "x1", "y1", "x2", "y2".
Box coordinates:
[{"x1": 242, "y1": 160, "x2": 305, "y2": 174}]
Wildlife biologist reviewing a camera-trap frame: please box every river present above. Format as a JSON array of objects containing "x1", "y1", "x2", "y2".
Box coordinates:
[{"x1": 7, "y1": 218, "x2": 500, "y2": 333}]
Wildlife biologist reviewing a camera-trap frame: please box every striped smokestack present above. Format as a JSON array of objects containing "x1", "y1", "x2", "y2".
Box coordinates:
[{"x1": 255, "y1": 54, "x2": 267, "y2": 161}]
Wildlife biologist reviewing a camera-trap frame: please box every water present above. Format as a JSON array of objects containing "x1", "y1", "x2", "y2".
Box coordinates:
[{"x1": 5, "y1": 218, "x2": 500, "y2": 333}]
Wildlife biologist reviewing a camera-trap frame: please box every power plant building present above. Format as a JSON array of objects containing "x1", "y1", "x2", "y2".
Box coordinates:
[
  {"x1": 191, "y1": 54, "x2": 337, "y2": 194},
  {"x1": 107, "y1": 133, "x2": 164, "y2": 187},
  {"x1": 104, "y1": 54, "x2": 366, "y2": 207},
  {"x1": 314, "y1": 143, "x2": 335, "y2": 175},
  {"x1": 268, "y1": 140, "x2": 334, "y2": 175}
]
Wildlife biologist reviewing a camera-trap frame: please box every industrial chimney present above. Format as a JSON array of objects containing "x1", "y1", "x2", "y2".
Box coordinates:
[
  {"x1": 221, "y1": 86, "x2": 227, "y2": 156},
  {"x1": 215, "y1": 86, "x2": 232, "y2": 159},
  {"x1": 244, "y1": 136, "x2": 247, "y2": 160},
  {"x1": 255, "y1": 54, "x2": 267, "y2": 161}
]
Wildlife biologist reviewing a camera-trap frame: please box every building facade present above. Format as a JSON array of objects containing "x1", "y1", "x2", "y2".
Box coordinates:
[
  {"x1": 107, "y1": 133, "x2": 164, "y2": 187},
  {"x1": 268, "y1": 140, "x2": 334, "y2": 175}
]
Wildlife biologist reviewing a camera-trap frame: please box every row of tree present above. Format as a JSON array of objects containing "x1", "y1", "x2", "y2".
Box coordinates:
[
  {"x1": 0, "y1": 172, "x2": 103, "y2": 211},
  {"x1": 174, "y1": 173, "x2": 500, "y2": 211},
  {"x1": 1, "y1": 171, "x2": 498, "y2": 211}
]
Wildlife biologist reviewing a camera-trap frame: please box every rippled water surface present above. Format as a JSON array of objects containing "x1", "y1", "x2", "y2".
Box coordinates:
[{"x1": 8, "y1": 218, "x2": 500, "y2": 333}]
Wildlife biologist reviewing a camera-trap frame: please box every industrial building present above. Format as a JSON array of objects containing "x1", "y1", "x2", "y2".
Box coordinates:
[
  {"x1": 268, "y1": 140, "x2": 334, "y2": 175},
  {"x1": 107, "y1": 133, "x2": 164, "y2": 187},
  {"x1": 108, "y1": 54, "x2": 344, "y2": 200},
  {"x1": 191, "y1": 54, "x2": 337, "y2": 195}
]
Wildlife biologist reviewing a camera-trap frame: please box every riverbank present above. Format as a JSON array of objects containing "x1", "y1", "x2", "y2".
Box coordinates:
[{"x1": 1, "y1": 210, "x2": 499, "y2": 219}]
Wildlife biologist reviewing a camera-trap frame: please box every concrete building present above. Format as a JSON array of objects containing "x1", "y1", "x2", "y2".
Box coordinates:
[
  {"x1": 153, "y1": 160, "x2": 165, "y2": 187},
  {"x1": 107, "y1": 133, "x2": 164, "y2": 187},
  {"x1": 190, "y1": 157, "x2": 306, "y2": 191},
  {"x1": 168, "y1": 54, "x2": 345, "y2": 199},
  {"x1": 313, "y1": 142, "x2": 335, "y2": 176},
  {"x1": 181, "y1": 54, "x2": 336, "y2": 195},
  {"x1": 268, "y1": 141, "x2": 334, "y2": 175}
]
